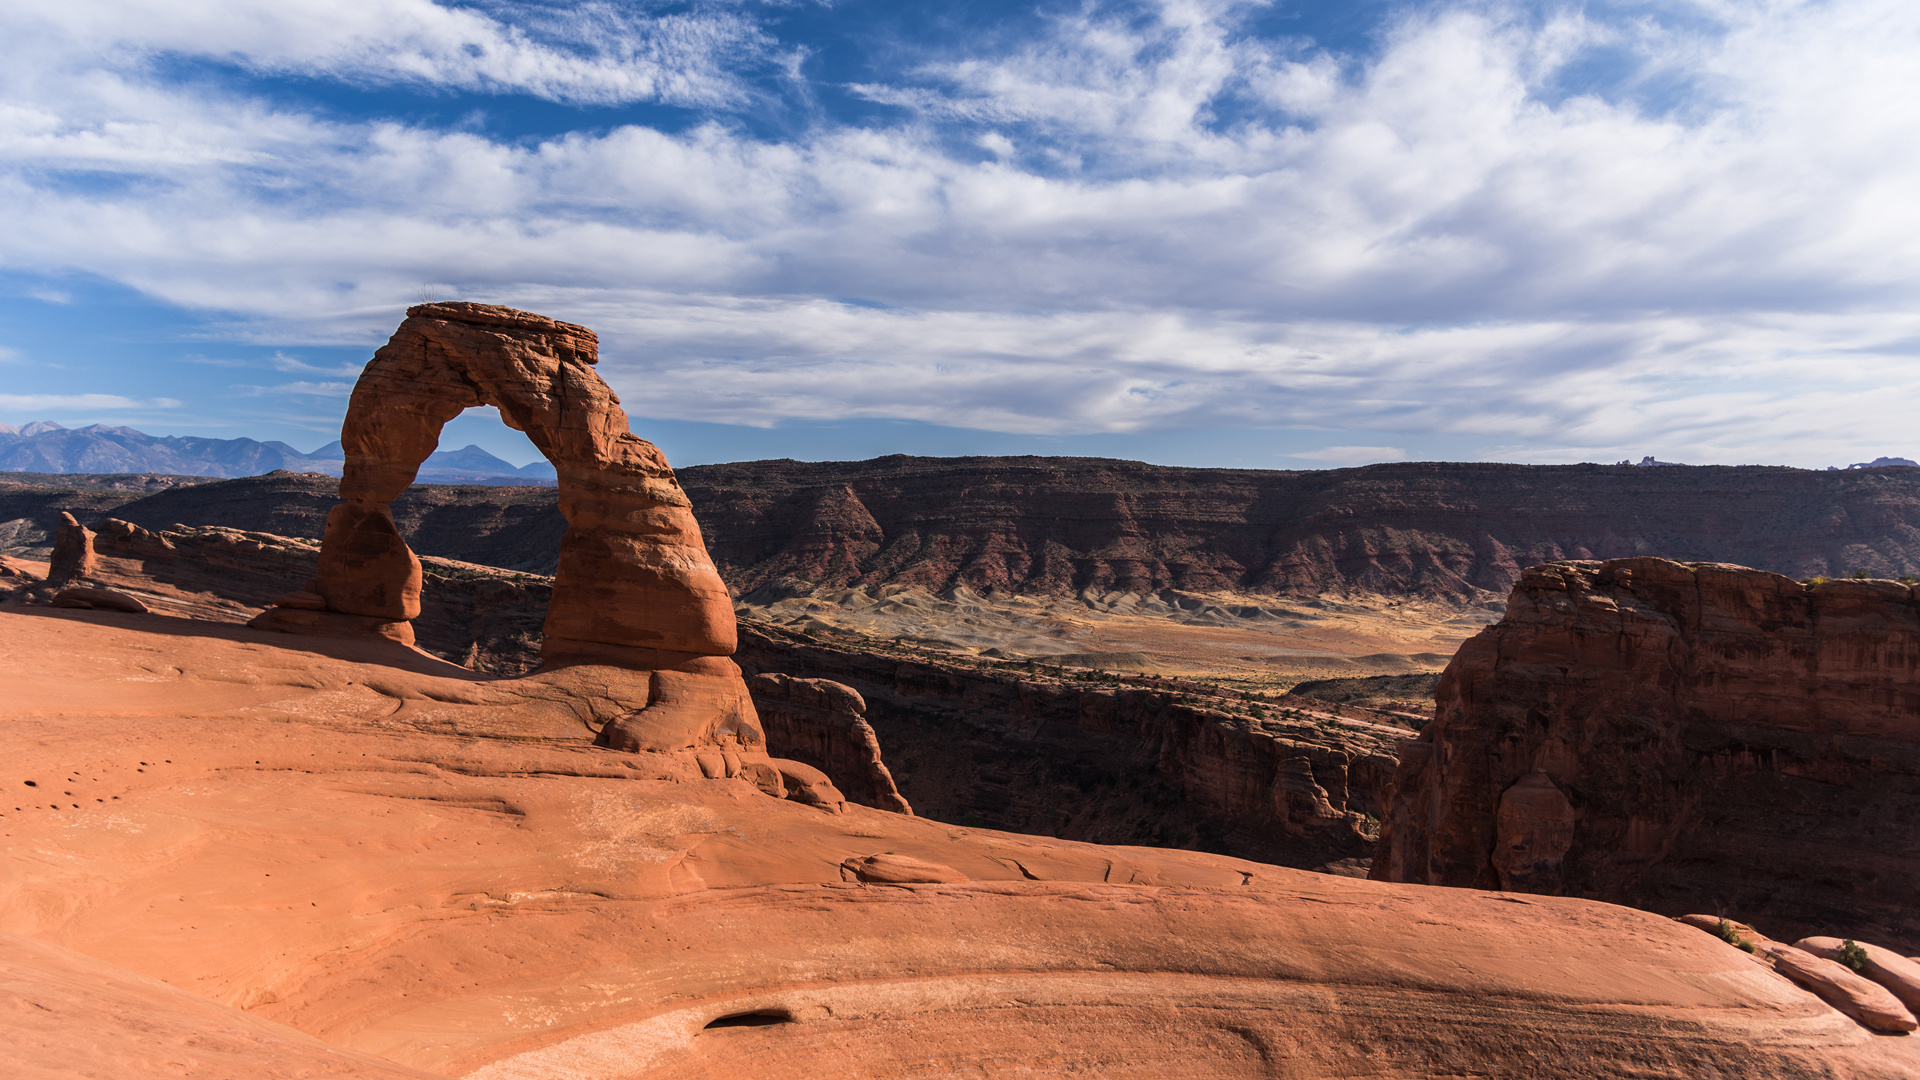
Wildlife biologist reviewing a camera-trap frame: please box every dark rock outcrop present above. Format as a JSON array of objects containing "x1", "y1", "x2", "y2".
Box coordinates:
[
  {"x1": 1374, "y1": 557, "x2": 1920, "y2": 953},
  {"x1": 681, "y1": 457, "x2": 1920, "y2": 601},
  {"x1": 748, "y1": 673, "x2": 912, "y2": 814}
]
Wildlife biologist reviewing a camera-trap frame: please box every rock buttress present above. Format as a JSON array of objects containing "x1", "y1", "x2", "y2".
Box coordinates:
[{"x1": 1373, "y1": 557, "x2": 1920, "y2": 953}]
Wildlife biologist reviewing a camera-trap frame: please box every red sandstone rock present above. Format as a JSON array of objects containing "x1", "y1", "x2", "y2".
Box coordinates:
[
  {"x1": 1796, "y1": 937, "x2": 1920, "y2": 1016},
  {"x1": 1375, "y1": 557, "x2": 1920, "y2": 953},
  {"x1": 1765, "y1": 944, "x2": 1919, "y2": 1033},
  {"x1": 770, "y1": 758, "x2": 848, "y2": 812},
  {"x1": 749, "y1": 673, "x2": 912, "y2": 814},
  {"x1": 736, "y1": 622, "x2": 1405, "y2": 869},
  {"x1": 49, "y1": 586, "x2": 147, "y2": 613},
  {"x1": 840, "y1": 853, "x2": 970, "y2": 884},
  {"x1": 6, "y1": 612, "x2": 1920, "y2": 1078},
  {"x1": 1, "y1": 932, "x2": 443, "y2": 1080},
  {"x1": 1489, "y1": 769, "x2": 1576, "y2": 892},
  {"x1": 1673, "y1": 915, "x2": 1917, "y2": 1032},
  {"x1": 678, "y1": 457, "x2": 1920, "y2": 602},
  {"x1": 46, "y1": 511, "x2": 93, "y2": 586},
  {"x1": 249, "y1": 302, "x2": 760, "y2": 757},
  {"x1": 1678, "y1": 914, "x2": 1770, "y2": 956}
]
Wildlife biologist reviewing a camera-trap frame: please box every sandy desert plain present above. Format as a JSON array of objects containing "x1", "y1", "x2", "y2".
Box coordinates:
[{"x1": 6, "y1": 303, "x2": 1920, "y2": 1079}]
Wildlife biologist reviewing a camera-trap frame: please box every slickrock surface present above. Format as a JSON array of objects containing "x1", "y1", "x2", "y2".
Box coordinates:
[
  {"x1": 1796, "y1": 938, "x2": 1920, "y2": 1016},
  {"x1": 1375, "y1": 557, "x2": 1920, "y2": 953},
  {"x1": 1675, "y1": 916, "x2": 1920, "y2": 1034},
  {"x1": 5, "y1": 609, "x2": 1919, "y2": 1079},
  {"x1": 2, "y1": 932, "x2": 442, "y2": 1080}
]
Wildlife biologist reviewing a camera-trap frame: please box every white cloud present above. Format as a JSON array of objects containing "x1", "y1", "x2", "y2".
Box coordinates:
[
  {"x1": 1288, "y1": 446, "x2": 1409, "y2": 466},
  {"x1": 0, "y1": 393, "x2": 181, "y2": 410},
  {"x1": 268, "y1": 352, "x2": 363, "y2": 377},
  {"x1": 1, "y1": 0, "x2": 1918, "y2": 466},
  {"x1": 236, "y1": 380, "x2": 355, "y2": 397},
  {"x1": 2, "y1": 0, "x2": 772, "y2": 108}
]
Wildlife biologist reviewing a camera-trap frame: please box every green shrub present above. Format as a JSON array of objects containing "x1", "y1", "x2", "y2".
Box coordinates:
[
  {"x1": 1714, "y1": 919, "x2": 1757, "y2": 954},
  {"x1": 1839, "y1": 939, "x2": 1870, "y2": 972}
]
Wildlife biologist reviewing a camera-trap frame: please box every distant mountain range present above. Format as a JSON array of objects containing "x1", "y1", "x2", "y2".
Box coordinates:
[{"x1": 0, "y1": 422, "x2": 556, "y2": 485}]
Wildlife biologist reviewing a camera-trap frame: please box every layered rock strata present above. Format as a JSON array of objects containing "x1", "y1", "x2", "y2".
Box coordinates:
[
  {"x1": 1374, "y1": 557, "x2": 1920, "y2": 952},
  {"x1": 32, "y1": 456, "x2": 1920, "y2": 602},
  {"x1": 248, "y1": 303, "x2": 758, "y2": 756}
]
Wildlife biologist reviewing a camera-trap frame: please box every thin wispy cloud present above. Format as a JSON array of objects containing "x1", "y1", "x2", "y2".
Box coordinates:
[
  {"x1": 268, "y1": 352, "x2": 363, "y2": 377},
  {"x1": 235, "y1": 380, "x2": 356, "y2": 397},
  {"x1": 0, "y1": 393, "x2": 182, "y2": 410},
  {"x1": 0, "y1": 0, "x2": 1916, "y2": 467}
]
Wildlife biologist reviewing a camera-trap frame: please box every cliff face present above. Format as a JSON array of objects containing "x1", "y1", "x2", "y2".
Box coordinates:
[
  {"x1": 17, "y1": 458, "x2": 1920, "y2": 600},
  {"x1": 1373, "y1": 557, "x2": 1920, "y2": 952},
  {"x1": 683, "y1": 457, "x2": 1920, "y2": 600},
  {"x1": 734, "y1": 624, "x2": 1405, "y2": 870},
  {"x1": 748, "y1": 673, "x2": 913, "y2": 815}
]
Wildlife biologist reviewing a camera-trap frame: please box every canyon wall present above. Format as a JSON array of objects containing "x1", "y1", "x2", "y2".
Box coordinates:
[
  {"x1": 682, "y1": 457, "x2": 1920, "y2": 600},
  {"x1": 1373, "y1": 557, "x2": 1920, "y2": 953},
  {"x1": 734, "y1": 623, "x2": 1403, "y2": 870},
  {"x1": 20, "y1": 458, "x2": 1920, "y2": 600}
]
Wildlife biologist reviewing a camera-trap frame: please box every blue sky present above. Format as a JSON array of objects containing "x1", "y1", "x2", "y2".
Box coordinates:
[{"x1": 2, "y1": 0, "x2": 1918, "y2": 469}]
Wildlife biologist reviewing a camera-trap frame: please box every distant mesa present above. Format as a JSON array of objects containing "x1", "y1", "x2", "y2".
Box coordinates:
[
  {"x1": 1846, "y1": 456, "x2": 1919, "y2": 469},
  {"x1": 1615, "y1": 455, "x2": 1688, "y2": 466}
]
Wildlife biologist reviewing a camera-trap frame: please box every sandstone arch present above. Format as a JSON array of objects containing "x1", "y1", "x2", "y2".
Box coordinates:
[{"x1": 253, "y1": 302, "x2": 758, "y2": 753}]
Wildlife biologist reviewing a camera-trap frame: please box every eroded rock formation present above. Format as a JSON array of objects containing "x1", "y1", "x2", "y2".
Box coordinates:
[
  {"x1": 749, "y1": 672, "x2": 913, "y2": 814},
  {"x1": 46, "y1": 512, "x2": 93, "y2": 586},
  {"x1": 249, "y1": 302, "x2": 758, "y2": 757},
  {"x1": 1374, "y1": 557, "x2": 1920, "y2": 952}
]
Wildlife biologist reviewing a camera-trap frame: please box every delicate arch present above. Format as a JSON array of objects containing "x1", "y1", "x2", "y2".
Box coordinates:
[{"x1": 313, "y1": 302, "x2": 736, "y2": 664}]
